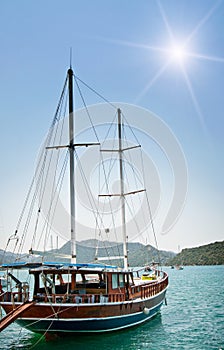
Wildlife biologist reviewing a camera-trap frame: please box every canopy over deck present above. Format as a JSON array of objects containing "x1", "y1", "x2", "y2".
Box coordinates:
[{"x1": 0, "y1": 262, "x2": 118, "y2": 270}]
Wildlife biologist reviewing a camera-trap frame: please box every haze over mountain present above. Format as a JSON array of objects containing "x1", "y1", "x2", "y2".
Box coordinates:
[{"x1": 1, "y1": 240, "x2": 223, "y2": 267}]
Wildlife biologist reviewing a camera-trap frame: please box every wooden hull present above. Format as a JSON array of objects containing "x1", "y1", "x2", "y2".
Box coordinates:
[{"x1": 1, "y1": 289, "x2": 167, "y2": 334}]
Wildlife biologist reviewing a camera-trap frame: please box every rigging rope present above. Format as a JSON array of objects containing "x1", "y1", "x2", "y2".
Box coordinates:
[
  {"x1": 140, "y1": 149, "x2": 161, "y2": 264},
  {"x1": 37, "y1": 151, "x2": 69, "y2": 252},
  {"x1": 96, "y1": 115, "x2": 124, "y2": 263},
  {"x1": 74, "y1": 74, "x2": 100, "y2": 143},
  {"x1": 75, "y1": 75, "x2": 117, "y2": 110},
  {"x1": 6, "y1": 70, "x2": 160, "y2": 267},
  {"x1": 43, "y1": 95, "x2": 68, "y2": 251},
  {"x1": 11, "y1": 75, "x2": 68, "y2": 258}
]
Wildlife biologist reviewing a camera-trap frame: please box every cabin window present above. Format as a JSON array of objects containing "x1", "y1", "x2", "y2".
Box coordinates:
[
  {"x1": 39, "y1": 274, "x2": 54, "y2": 289},
  {"x1": 84, "y1": 274, "x2": 100, "y2": 282},
  {"x1": 112, "y1": 274, "x2": 124, "y2": 289},
  {"x1": 55, "y1": 274, "x2": 70, "y2": 285},
  {"x1": 75, "y1": 273, "x2": 83, "y2": 282},
  {"x1": 119, "y1": 274, "x2": 124, "y2": 287},
  {"x1": 112, "y1": 274, "x2": 118, "y2": 289}
]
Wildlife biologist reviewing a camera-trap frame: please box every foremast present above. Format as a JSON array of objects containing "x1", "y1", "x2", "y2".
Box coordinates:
[
  {"x1": 116, "y1": 109, "x2": 144, "y2": 269},
  {"x1": 118, "y1": 108, "x2": 128, "y2": 269},
  {"x1": 99, "y1": 109, "x2": 143, "y2": 269}
]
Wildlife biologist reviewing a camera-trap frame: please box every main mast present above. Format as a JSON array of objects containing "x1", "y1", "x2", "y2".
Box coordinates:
[
  {"x1": 68, "y1": 68, "x2": 76, "y2": 264},
  {"x1": 118, "y1": 108, "x2": 128, "y2": 269}
]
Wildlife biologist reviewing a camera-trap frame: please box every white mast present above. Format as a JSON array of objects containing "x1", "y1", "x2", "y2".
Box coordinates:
[
  {"x1": 99, "y1": 108, "x2": 143, "y2": 267},
  {"x1": 46, "y1": 68, "x2": 100, "y2": 264},
  {"x1": 67, "y1": 68, "x2": 100, "y2": 263},
  {"x1": 118, "y1": 108, "x2": 128, "y2": 269},
  {"x1": 68, "y1": 68, "x2": 76, "y2": 264}
]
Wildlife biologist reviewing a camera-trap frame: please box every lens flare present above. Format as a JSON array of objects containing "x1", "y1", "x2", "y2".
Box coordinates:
[{"x1": 169, "y1": 44, "x2": 187, "y2": 64}]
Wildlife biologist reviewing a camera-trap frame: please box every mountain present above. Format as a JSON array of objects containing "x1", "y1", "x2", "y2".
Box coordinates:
[
  {"x1": 2, "y1": 240, "x2": 223, "y2": 266},
  {"x1": 42, "y1": 240, "x2": 176, "y2": 266},
  {"x1": 167, "y1": 241, "x2": 224, "y2": 266},
  {"x1": 0, "y1": 249, "x2": 18, "y2": 264},
  {"x1": 0, "y1": 240, "x2": 175, "y2": 267}
]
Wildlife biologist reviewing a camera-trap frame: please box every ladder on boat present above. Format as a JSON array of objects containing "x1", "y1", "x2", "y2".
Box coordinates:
[{"x1": 0, "y1": 301, "x2": 35, "y2": 332}]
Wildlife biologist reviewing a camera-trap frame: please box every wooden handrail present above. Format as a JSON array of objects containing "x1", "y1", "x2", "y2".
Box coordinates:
[
  {"x1": 32, "y1": 292, "x2": 125, "y2": 304},
  {"x1": 140, "y1": 274, "x2": 168, "y2": 299}
]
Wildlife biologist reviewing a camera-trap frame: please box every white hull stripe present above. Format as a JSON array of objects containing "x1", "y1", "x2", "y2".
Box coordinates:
[{"x1": 18, "y1": 301, "x2": 163, "y2": 322}]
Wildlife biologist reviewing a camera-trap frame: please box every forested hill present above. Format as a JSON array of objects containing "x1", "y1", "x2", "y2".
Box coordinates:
[
  {"x1": 167, "y1": 241, "x2": 224, "y2": 266},
  {"x1": 1, "y1": 240, "x2": 223, "y2": 266},
  {"x1": 0, "y1": 240, "x2": 175, "y2": 266}
]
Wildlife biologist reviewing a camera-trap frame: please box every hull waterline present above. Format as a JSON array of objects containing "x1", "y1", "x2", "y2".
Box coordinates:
[{"x1": 1, "y1": 288, "x2": 167, "y2": 334}]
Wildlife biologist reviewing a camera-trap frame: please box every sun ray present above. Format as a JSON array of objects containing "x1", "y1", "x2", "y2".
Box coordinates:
[
  {"x1": 187, "y1": 52, "x2": 224, "y2": 63},
  {"x1": 97, "y1": 1, "x2": 224, "y2": 129},
  {"x1": 185, "y1": 0, "x2": 223, "y2": 45},
  {"x1": 180, "y1": 65, "x2": 208, "y2": 136},
  {"x1": 157, "y1": 0, "x2": 175, "y2": 43},
  {"x1": 96, "y1": 36, "x2": 167, "y2": 53},
  {"x1": 134, "y1": 60, "x2": 171, "y2": 104},
  {"x1": 134, "y1": 0, "x2": 224, "y2": 139}
]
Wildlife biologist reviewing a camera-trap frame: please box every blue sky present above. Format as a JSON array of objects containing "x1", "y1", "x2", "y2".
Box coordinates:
[{"x1": 0, "y1": 0, "x2": 223, "y2": 252}]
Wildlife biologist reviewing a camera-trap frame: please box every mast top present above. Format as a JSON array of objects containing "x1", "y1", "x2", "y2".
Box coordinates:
[{"x1": 68, "y1": 67, "x2": 73, "y2": 76}]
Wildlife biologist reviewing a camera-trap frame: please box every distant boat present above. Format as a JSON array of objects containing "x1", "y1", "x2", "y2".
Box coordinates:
[
  {"x1": 0, "y1": 67, "x2": 168, "y2": 335},
  {"x1": 175, "y1": 245, "x2": 184, "y2": 270}
]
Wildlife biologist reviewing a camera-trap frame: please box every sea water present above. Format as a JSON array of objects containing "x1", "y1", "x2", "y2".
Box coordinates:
[{"x1": 0, "y1": 265, "x2": 223, "y2": 349}]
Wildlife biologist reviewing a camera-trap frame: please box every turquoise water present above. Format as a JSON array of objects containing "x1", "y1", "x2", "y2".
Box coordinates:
[{"x1": 0, "y1": 266, "x2": 223, "y2": 349}]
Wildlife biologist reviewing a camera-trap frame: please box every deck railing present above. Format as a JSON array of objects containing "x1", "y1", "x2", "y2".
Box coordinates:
[
  {"x1": 140, "y1": 273, "x2": 168, "y2": 299},
  {"x1": 130, "y1": 272, "x2": 168, "y2": 299},
  {"x1": 1, "y1": 291, "x2": 125, "y2": 304},
  {"x1": 1, "y1": 291, "x2": 30, "y2": 303},
  {"x1": 33, "y1": 292, "x2": 126, "y2": 304},
  {"x1": 0, "y1": 273, "x2": 168, "y2": 305}
]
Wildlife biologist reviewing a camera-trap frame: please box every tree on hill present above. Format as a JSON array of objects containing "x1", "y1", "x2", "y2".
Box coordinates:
[{"x1": 167, "y1": 241, "x2": 224, "y2": 266}]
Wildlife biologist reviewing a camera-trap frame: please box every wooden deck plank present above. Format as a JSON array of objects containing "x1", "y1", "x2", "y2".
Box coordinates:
[{"x1": 0, "y1": 301, "x2": 35, "y2": 332}]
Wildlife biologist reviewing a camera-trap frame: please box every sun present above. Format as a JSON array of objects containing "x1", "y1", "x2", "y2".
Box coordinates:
[{"x1": 169, "y1": 44, "x2": 187, "y2": 65}]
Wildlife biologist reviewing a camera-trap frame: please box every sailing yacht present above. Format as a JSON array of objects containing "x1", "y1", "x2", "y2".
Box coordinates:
[{"x1": 0, "y1": 67, "x2": 168, "y2": 334}]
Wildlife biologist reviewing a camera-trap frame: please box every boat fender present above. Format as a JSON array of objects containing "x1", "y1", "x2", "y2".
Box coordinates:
[{"x1": 143, "y1": 307, "x2": 150, "y2": 315}]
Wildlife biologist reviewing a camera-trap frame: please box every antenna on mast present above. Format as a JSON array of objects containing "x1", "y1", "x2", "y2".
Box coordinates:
[{"x1": 69, "y1": 47, "x2": 72, "y2": 69}]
